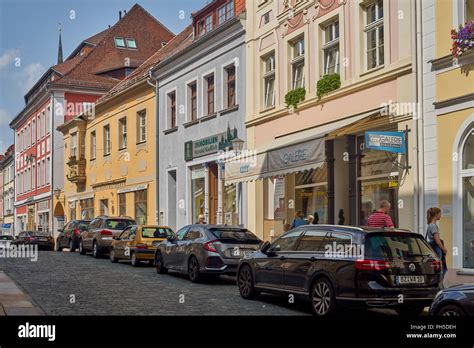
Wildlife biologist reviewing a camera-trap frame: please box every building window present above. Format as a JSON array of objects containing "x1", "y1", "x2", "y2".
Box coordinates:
[
  {"x1": 45, "y1": 107, "x2": 50, "y2": 135},
  {"x1": 323, "y1": 20, "x2": 340, "y2": 75},
  {"x1": 205, "y1": 15, "x2": 213, "y2": 33},
  {"x1": 263, "y1": 53, "x2": 276, "y2": 108},
  {"x1": 70, "y1": 203, "x2": 76, "y2": 221},
  {"x1": 80, "y1": 198, "x2": 94, "y2": 219},
  {"x1": 119, "y1": 117, "x2": 127, "y2": 150},
  {"x1": 291, "y1": 37, "x2": 305, "y2": 89},
  {"x1": 168, "y1": 91, "x2": 177, "y2": 129},
  {"x1": 205, "y1": 74, "x2": 215, "y2": 115},
  {"x1": 134, "y1": 189, "x2": 147, "y2": 225},
  {"x1": 137, "y1": 110, "x2": 147, "y2": 143},
  {"x1": 103, "y1": 125, "x2": 111, "y2": 156},
  {"x1": 118, "y1": 193, "x2": 127, "y2": 217},
  {"x1": 224, "y1": 65, "x2": 236, "y2": 108},
  {"x1": 466, "y1": 0, "x2": 474, "y2": 22},
  {"x1": 90, "y1": 131, "x2": 96, "y2": 160},
  {"x1": 218, "y1": 1, "x2": 234, "y2": 25},
  {"x1": 126, "y1": 38, "x2": 137, "y2": 49},
  {"x1": 70, "y1": 132, "x2": 78, "y2": 157},
  {"x1": 100, "y1": 199, "x2": 109, "y2": 216},
  {"x1": 188, "y1": 82, "x2": 198, "y2": 121},
  {"x1": 45, "y1": 158, "x2": 50, "y2": 185},
  {"x1": 365, "y1": 0, "x2": 384, "y2": 70},
  {"x1": 114, "y1": 37, "x2": 126, "y2": 48},
  {"x1": 32, "y1": 119, "x2": 36, "y2": 144}
]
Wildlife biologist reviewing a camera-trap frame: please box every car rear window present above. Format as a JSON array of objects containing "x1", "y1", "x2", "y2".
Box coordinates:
[
  {"x1": 0, "y1": 236, "x2": 13, "y2": 240},
  {"x1": 209, "y1": 229, "x2": 261, "y2": 244},
  {"x1": 33, "y1": 231, "x2": 50, "y2": 237},
  {"x1": 78, "y1": 221, "x2": 91, "y2": 230},
  {"x1": 142, "y1": 228, "x2": 173, "y2": 239},
  {"x1": 364, "y1": 233, "x2": 437, "y2": 261},
  {"x1": 105, "y1": 219, "x2": 135, "y2": 230}
]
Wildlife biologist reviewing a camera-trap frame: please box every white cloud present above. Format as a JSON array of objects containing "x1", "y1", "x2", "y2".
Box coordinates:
[
  {"x1": 16, "y1": 62, "x2": 46, "y2": 94},
  {"x1": 0, "y1": 49, "x2": 20, "y2": 70}
]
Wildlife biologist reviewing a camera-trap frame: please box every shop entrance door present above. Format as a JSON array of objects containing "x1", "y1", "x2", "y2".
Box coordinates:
[{"x1": 208, "y1": 163, "x2": 218, "y2": 224}]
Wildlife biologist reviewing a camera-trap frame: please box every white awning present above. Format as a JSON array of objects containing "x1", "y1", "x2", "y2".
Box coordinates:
[{"x1": 224, "y1": 108, "x2": 383, "y2": 185}]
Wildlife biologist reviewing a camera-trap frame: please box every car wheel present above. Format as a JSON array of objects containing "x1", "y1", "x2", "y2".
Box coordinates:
[
  {"x1": 79, "y1": 241, "x2": 86, "y2": 255},
  {"x1": 238, "y1": 264, "x2": 259, "y2": 299},
  {"x1": 55, "y1": 240, "x2": 62, "y2": 252},
  {"x1": 437, "y1": 304, "x2": 465, "y2": 316},
  {"x1": 69, "y1": 239, "x2": 76, "y2": 252},
  {"x1": 396, "y1": 305, "x2": 426, "y2": 316},
  {"x1": 131, "y1": 253, "x2": 140, "y2": 267},
  {"x1": 188, "y1": 256, "x2": 201, "y2": 283},
  {"x1": 155, "y1": 252, "x2": 168, "y2": 274},
  {"x1": 92, "y1": 242, "x2": 100, "y2": 258},
  {"x1": 311, "y1": 278, "x2": 336, "y2": 316},
  {"x1": 110, "y1": 249, "x2": 118, "y2": 263}
]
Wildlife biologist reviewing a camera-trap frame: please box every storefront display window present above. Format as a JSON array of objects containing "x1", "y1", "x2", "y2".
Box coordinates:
[
  {"x1": 295, "y1": 166, "x2": 328, "y2": 223},
  {"x1": 462, "y1": 131, "x2": 474, "y2": 269},
  {"x1": 223, "y1": 183, "x2": 238, "y2": 225},
  {"x1": 357, "y1": 135, "x2": 399, "y2": 227},
  {"x1": 38, "y1": 212, "x2": 49, "y2": 233},
  {"x1": 192, "y1": 167, "x2": 206, "y2": 224},
  {"x1": 135, "y1": 189, "x2": 148, "y2": 225},
  {"x1": 80, "y1": 198, "x2": 94, "y2": 219}
]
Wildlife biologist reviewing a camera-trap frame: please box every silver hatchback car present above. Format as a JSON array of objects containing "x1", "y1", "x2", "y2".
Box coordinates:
[{"x1": 154, "y1": 225, "x2": 263, "y2": 282}]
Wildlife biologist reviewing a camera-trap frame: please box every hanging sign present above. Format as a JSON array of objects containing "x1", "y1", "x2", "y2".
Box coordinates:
[{"x1": 365, "y1": 131, "x2": 406, "y2": 154}]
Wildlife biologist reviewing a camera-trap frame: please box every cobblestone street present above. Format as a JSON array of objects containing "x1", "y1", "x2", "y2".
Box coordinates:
[{"x1": 0, "y1": 251, "x2": 398, "y2": 316}]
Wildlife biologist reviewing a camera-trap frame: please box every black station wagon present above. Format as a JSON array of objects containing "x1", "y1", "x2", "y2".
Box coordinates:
[{"x1": 237, "y1": 225, "x2": 442, "y2": 316}]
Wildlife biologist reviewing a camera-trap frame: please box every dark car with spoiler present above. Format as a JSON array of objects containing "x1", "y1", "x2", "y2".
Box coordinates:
[{"x1": 154, "y1": 224, "x2": 263, "y2": 282}]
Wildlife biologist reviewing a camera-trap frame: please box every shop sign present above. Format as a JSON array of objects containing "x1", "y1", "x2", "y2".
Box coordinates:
[
  {"x1": 184, "y1": 127, "x2": 238, "y2": 161},
  {"x1": 365, "y1": 131, "x2": 406, "y2": 154},
  {"x1": 117, "y1": 184, "x2": 148, "y2": 194}
]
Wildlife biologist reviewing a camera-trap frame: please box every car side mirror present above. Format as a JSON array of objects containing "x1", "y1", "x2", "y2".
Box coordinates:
[{"x1": 260, "y1": 241, "x2": 272, "y2": 255}]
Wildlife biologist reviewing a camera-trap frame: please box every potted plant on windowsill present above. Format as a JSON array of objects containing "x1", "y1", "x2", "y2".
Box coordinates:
[
  {"x1": 316, "y1": 73, "x2": 341, "y2": 100},
  {"x1": 285, "y1": 87, "x2": 306, "y2": 110},
  {"x1": 451, "y1": 21, "x2": 474, "y2": 58}
]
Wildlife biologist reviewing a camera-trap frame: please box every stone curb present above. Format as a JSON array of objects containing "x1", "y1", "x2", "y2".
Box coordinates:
[{"x1": 0, "y1": 271, "x2": 45, "y2": 316}]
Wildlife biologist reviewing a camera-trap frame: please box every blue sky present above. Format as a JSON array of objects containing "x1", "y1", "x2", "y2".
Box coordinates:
[{"x1": 0, "y1": 0, "x2": 208, "y2": 154}]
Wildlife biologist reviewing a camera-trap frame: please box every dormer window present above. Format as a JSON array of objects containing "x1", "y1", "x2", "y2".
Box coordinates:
[
  {"x1": 126, "y1": 38, "x2": 137, "y2": 49},
  {"x1": 114, "y1": 37, "x2": 126, "y2": 48},
  {"x1": 218, "y1": 1, "x2": 234, "y2": 25}
]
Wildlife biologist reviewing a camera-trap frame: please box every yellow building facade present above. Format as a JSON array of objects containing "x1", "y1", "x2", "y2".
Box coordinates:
[
  {"x1": 59, "y1": 80, "x2": 157, "y2": 225},
  {"x1": 427, "y1": 0, "x2": 474, "y2": 284}
]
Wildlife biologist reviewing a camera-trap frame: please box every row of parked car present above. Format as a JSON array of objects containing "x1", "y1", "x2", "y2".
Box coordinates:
[{"x1": 9, "y1": 215, "x2": 473, "y2": 316}]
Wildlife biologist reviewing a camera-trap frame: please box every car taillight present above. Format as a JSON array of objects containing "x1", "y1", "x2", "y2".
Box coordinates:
[
  {"x1": 136, "y1": 244, "x2": 148, "y2": 250},
  {"x1": 26, "y1": 237, "x2": 33, "y2": 242},
  {"x1": 203, "y1": 240, "x2": 218, "y2": 253},
  {"x1": 73, "y1": 229, "x2": 81, "y2": 235},
  {"x1": 99, "y1": 230, "x2": 113, "y2": 236},
  {"x1": 431, "y1": 260, "x2": 441, "y2": 272},
  {"x1": 355, "y1": 259, "x2": 391, "y2": 270}
]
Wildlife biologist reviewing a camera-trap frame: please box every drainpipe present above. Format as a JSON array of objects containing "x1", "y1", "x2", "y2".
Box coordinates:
[
  {"x1": 147, "y1": 71, "x2": 159, "y2": 225},
  {"x1": 412, "y1": 0, "x2": 425, "y2": 234}
]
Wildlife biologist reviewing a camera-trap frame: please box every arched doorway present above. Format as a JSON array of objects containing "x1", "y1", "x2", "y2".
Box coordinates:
[
  {"x1": 459, "y1": 127, "x2": 474, "y2": 269},
  {"x1": 54, "y1": 202, "x2": 65, "y2": 232}
]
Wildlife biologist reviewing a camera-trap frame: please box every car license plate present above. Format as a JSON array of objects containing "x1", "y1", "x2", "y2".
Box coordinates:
[
  {"x1": 396, "y1": 275, "x2": 425, "y2": 284},
  {"x1": 232, "y1": 249, "x2": 252, "y2": 257},
  {"x1": 38, "y1": 238, "x2": 48, "y2": 241}
]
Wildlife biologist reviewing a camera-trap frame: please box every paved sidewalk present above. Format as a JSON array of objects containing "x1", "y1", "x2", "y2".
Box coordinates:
[{"x1": 0, "y1": 271, "x2": 44, "y2": 315}]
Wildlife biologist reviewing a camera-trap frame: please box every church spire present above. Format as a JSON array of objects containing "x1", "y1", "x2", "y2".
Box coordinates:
[{"x1": 57, "y1": 24, "x2": 63, "y2": 64}]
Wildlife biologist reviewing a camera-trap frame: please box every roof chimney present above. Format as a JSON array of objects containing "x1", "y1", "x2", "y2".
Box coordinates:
[
  {"x1": 57, "y1": 24, "x2": 63, "y2": 64},
  {"x1": 119, "y1": 11, "x2": 122, "y2": 20}
]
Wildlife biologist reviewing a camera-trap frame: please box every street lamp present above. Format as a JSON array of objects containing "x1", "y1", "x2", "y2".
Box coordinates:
[
  {"x1": 231, "y1": 137, "x2": 244, "y2": 154},
  {"x1": 53, "y1": 188, "x2": 62, "y2": 200}
]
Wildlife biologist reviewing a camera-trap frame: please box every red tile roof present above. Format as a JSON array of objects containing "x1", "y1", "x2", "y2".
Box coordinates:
[
  {"x1": 96, "y1": 25, "x2": 194, "y2": 105},
  {"x1": 50, "y1": 4, "x2": 175, "y2": 90}
]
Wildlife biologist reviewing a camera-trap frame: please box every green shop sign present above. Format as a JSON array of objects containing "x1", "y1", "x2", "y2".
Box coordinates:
[{"x1": 184, "y1": 126, "x2": 238, "y2": 161}]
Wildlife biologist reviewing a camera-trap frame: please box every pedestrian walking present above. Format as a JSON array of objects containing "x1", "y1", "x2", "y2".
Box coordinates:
[
  {"x1": 367, "y1": 200, "x2": 395, "y2": 228},
  {"x1": 425, "y1": 207, "x2": 448, "y2": 280},
  {"x1": 291, "y1": 210, "x2": 308, "y2": 229}
]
